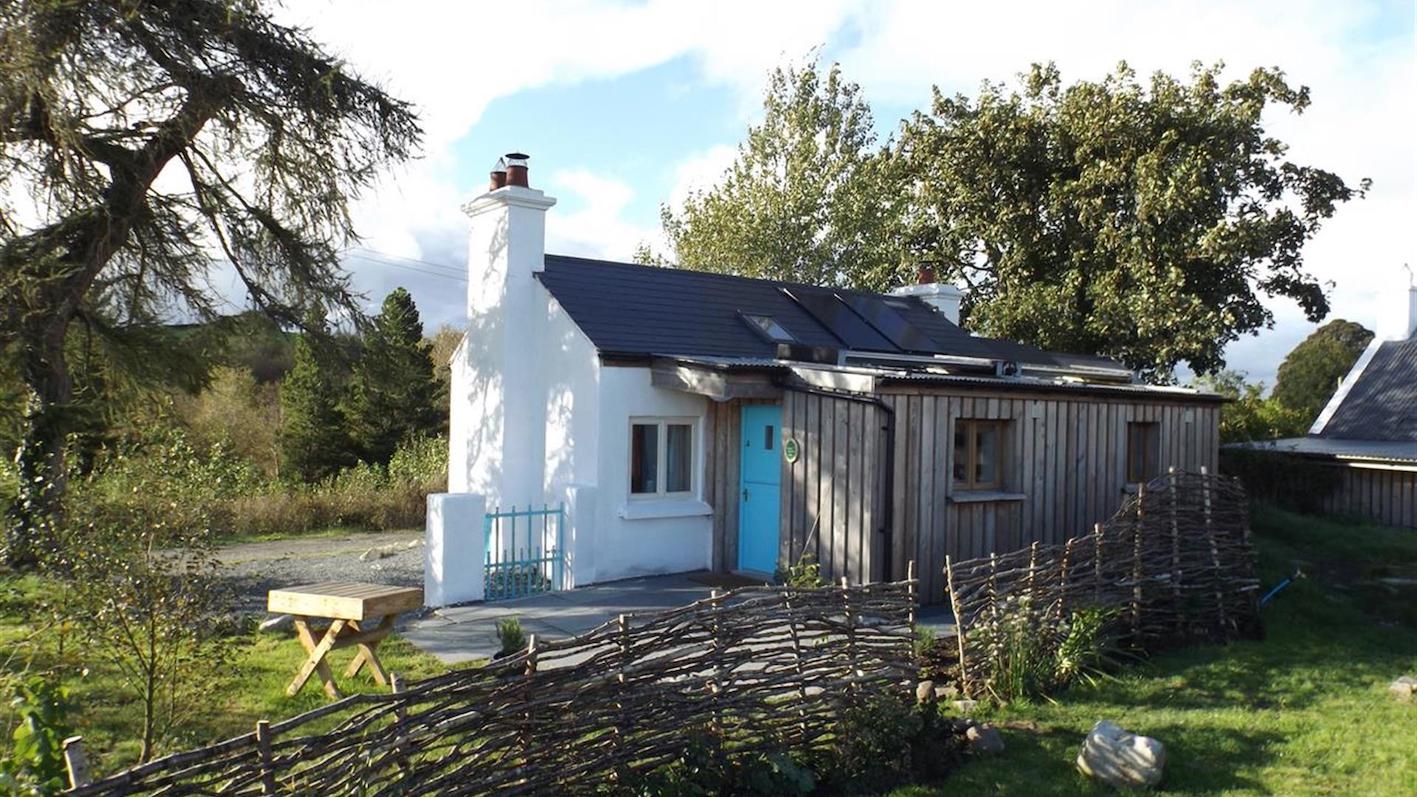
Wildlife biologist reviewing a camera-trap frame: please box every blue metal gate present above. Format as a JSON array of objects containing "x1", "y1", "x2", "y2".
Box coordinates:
[{"x1": 483, "y1": 504, "x2": 565, "y2": 601}]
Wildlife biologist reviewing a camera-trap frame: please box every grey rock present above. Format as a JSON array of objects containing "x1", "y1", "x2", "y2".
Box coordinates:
[
  {"x1": 916, "y1": 680, "x2": 937, "y2": 704},
  {"x1": 966, "y1": 723, "x2": 1004, "y2": 755},
  {"x1": 1390, "y1": 676, "x2": 1417, "y2": 702},
  {"x1": 1077, "y1": 720, "x2": 1165, "y2": 789},
  {"x1": 952, "y1": 699, "x2": 978, "y2": 714},
  {"x1": 935, "y1": 684, "x2": 960, "y2": 700},
  {"x1": 258, "y1": 614, "x2": 294, "y2": 634}
]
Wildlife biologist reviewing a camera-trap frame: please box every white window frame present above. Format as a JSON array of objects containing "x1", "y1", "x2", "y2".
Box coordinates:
[{"x1": 628, "y1": 417, "x2": 697, "y2": 500}]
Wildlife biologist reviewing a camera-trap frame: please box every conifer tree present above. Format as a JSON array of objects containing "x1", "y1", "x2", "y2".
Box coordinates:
[
  {"x1": 345, "y1": 288, "x2": 440, "y2": 465},
  {"x1": 278, "y1": 310, "x2": 348, "y2": 482}
]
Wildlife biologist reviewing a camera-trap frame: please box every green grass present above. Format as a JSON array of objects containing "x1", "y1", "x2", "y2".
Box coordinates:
[
  {"x1": 896, "y1": 506, "x2": 1417, "y2": 796},
  {"x1": 0, "y1": 575, "x2": 452, "y2": 776},
  {"x1": 221, "y1": 524, "x2": 415, "y2": 543},
  {"x1": 5, "y1": 506, "x2": 1415, "y2": 791}
]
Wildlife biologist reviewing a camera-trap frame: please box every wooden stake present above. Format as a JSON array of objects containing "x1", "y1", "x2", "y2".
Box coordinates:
[
  {"x1": 63, "y1": 736, "x2": 91, "y2": 789},
  {"x1": 944, "y1": 555, "x2": 970, "y2": 698},
  {"x1": 1168, "y1": 467, "x2": 1183, "y2": 634},
  {"x1": 1093, "y1": 523, "x2": 1105, "y2": 605},
  {"x1": 1131, "y1": 484, "x2": 1145, "y2": 640},
  {"x1": 1201, "y1": 466, "x2": 1228, "y2": 634},
  {"x1": 255, "y1": 721, "x2": 276, "y2": 795}
]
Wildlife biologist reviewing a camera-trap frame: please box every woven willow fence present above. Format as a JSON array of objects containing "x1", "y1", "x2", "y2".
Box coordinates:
[
  {"x1": 70, "y1": 580, "x2": 916, "y2": 796},
  {"x1": 945, "y1": 468, "x2": 1261, "y2": 699}
]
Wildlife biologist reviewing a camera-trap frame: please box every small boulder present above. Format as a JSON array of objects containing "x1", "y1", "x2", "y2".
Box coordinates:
[
  {"x1": 966, "y1": 723, "x2": 1004, "y2": 755},
  {"x1": 916, "y1": 680, "x2": 937, "y2": 704},
  {"x1": 952, "y1": 699, "x2": 978, "y2": 714},
  {"x1": 935, "y1": 684, "x2": 960, "y2": 700},
  {"x1": 1390, "y1": 676, "x2": 1417, "y2": 702},
  {"x1": 259, "y1": 614, "x2": 294, "y2": 634},
  {"x1": 1076, "y1": 720, "x2": 1165, "y2": 789},
  {"x1": 404, "y1": 538, "x2": 422, "y2": 550}
]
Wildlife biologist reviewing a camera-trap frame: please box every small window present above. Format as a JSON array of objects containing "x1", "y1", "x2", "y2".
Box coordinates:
[
  {"x1": 740, "y1": 314, "x2": 797, "y2": 344},
  {"x1": 953, "y1": 420, "x2": 1005, "y2": 491},
  {"x1": 630, "y1": 419, "x2": 696, "y2": 497},
  {"x1": 764, "y1": 425, "x2": 775, "y2": 450},
  {"x1": 1126, "y1": 422, "x2": 1160, "y2": 483}
]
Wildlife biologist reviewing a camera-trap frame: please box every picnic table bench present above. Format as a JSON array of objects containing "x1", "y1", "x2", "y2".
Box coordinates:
[{"x1": 267, "y1": 582, "x2": 423, "y2": 698}]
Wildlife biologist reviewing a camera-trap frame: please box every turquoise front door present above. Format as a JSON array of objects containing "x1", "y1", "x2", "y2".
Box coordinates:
[{"x1": 738, "y1": 404, "x2": 782, "y2": 574}]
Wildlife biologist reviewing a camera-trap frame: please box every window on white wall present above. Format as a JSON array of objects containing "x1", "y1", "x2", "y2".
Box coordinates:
[{"x1": 630, "y1": 419, "x2": 695, "y2": 497}]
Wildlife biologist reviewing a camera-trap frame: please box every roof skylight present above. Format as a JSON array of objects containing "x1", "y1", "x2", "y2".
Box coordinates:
[{"x1": 741, "y1": 314, "x2": 797, "y2": 344}]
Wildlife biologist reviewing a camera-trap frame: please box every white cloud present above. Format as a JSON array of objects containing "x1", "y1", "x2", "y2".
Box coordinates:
[
  {"x1": 835, "y1": 0, "x2": 1416, "y2": 375},
  {"x1": 273, "y1": 0, "x2": 1411, "y2": 381},
  {"x1": 546, "y1": 168, "x2": 661, "y2": 259}
]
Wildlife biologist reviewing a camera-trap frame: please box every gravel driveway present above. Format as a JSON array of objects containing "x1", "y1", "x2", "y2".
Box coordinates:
[{"x1": 219, "y1": 530, "x2": 425, "y2": 618}]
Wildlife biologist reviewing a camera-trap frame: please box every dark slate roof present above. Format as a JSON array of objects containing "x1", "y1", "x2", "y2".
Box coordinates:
[
  {"x1": 537, "y1": 254, "x2": 1125, "y2": 373},
  {"x1": 1318, "y1": 338, "x2": 1417, "y2": 442}
]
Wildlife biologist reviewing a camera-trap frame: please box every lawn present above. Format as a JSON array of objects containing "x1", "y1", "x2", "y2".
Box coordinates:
[
  {"x1": 4, "y1": 505, "x2": 1414, "y2": 792},
  {"x1": 0, "y1": 575, "x2": 451, "y2": 776},
  {"x1": 897, "y1": 506, "x2": 1417, "y2": 796}
]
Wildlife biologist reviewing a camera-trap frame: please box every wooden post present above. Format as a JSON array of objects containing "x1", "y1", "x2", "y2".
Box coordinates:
[
  {"x1": 1202, "y1": 466, "x2": 1228, "y2": 635},
  {"x1": 782, "y1": 587, "x2": 809, "y2": 741},
  {"x1": 906, "y1": 560, "x2": 917, "y2": 633},
  {"x1": 841, "y1": 578, "x2": 859, "y2": 679},
  {"x1": 1093, "y1": 523, "x2": 1105, "y2": 605},
  {"x1": 708, "y1": 589, "x2": 724, "y2": 739},
  {"x1": 522, "y1": 635, "x2": 538, "y2": 765},
  {"x1": 63, "y1": 736, "x2": 91, "y2": 790},
  {"x1": 255, "y1": 720, "x2": 276, "y2": 795},
  {"x1": 1025, "y1": 542, "x2": 1040, "y2": 636},
  {"x1": 613, "y1": 613, "x2": 630, "y2": 779},
  {"x1": 389, "y1": 672, "x2": 410, "y2": 772},
  {"x1": 1131, "y1": 483, "x2": 1145, "y2": 640},
  {"x1": 986, "y1": 553, "x2": 1001, "y2": 674},
  {"x1": 1168, "y1": 467, "x2": 1183, "y2": 634},
  {"x1": 1057, "y1": 537, "x2": 1074, "y2": 623},
  {"x1": 944, "y1": 555, "x2": 970, "y2": 698}
]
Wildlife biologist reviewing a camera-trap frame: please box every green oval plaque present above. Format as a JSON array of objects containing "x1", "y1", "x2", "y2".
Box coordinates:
[{"x1": 783, "y1": 437, "x2": 800, "y2": 464}]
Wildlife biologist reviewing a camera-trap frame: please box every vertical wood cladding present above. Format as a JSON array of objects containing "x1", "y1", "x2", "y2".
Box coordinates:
[{"x1": 706, "y1": 387, "x2": 1222, "y2": 604}]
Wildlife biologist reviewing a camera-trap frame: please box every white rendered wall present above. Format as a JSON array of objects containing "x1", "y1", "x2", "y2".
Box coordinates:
[{"x1": 589, "y1": 366, "x2": 714, "y2": 582}]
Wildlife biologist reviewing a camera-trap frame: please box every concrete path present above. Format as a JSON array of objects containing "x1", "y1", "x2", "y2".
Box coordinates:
[{"x1": 403, "y1": 573, "x2": 715, "y2": 664}]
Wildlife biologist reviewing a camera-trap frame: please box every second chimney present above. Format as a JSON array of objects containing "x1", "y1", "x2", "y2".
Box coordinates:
[{"x1": 505, "y1": 152, "x2": 530, "y2": 187}]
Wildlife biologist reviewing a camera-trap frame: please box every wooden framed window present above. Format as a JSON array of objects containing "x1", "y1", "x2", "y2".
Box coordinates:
[
  {"x1": 1126, "y1": 422, "x2": 1160, "y2": 483},
  {"x1": 630, "y1": 418, "x2": 695, "y2": 497},
  {"x1": 953, "y1": 419, "x2": 1006, "y2": 491}
]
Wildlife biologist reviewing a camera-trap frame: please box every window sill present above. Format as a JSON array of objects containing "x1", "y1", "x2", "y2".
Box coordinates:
[
  {"x1": 618, "y1": 498, "x2": 713, "y2": 521},
  {"x1": 949, "y1": 491, "x2": 1027, "y2": 504}
]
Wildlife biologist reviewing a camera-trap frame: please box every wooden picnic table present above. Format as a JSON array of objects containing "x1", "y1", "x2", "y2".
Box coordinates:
[{"x1": 267, "y1": 582, "x2": 423, "y2": 698}]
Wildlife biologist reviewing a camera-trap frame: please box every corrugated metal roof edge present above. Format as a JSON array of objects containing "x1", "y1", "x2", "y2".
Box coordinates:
[
  {"x1": 644, "y1": 354, "x2": 1227, "y2": 403},
  {"x1": 1226, "y1": 437, "x2": 1417, "y2": 465}
]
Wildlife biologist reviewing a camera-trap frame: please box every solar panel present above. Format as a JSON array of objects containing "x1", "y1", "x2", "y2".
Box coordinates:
[
  {"x1": 842, "y1": 294, "x2": 943, "y2": 353},
  {"x1": 783, "y1": 288, "x2": 898, "y2": 352}
]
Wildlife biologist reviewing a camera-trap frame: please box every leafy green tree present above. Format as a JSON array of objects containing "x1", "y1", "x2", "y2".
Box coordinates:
[
  {"x1": 279, "y1": 312, "x2": 349, "y2": 483},
  {"x1": 345, "y1": 288, "x2": 441, "y2": 465},
  {"x1": 653, "y1": 60, "x2": 903, "y2": 290},
  {"x1": 897, "y1": 62, "x2": 1366, "y2": 381},
  {"x1": 1193, "y1": 370, "x2": 1308, "y2": 443},
  {"x1": 1271, "y1": 319, "x2": 1373, "y2": 423},
  {"x1": 0, "y1": 0, "x2": 419, "y2": 567}
]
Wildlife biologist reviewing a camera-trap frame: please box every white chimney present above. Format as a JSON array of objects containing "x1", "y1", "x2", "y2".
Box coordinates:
[
  {"x1": 1407, "y1": 283, "x2": 1417, "y2": 340},
  {"x1": 448, "y1": 155, "x2": 556, "y2": 508},
  {"x1": 891, "y1": 281, "x2": 964, "y2": 326}
]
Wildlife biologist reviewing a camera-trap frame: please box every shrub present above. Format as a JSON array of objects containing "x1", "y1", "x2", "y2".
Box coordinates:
[
  {"x1": 773, "y1": 548, "x2": 824, "y2": 589},
  {"x1": 56, "y1": 522, "x2": 232, "y2": 763},
  {"x1": 495, "y1": 617, "x2": 525, "y2": 658},
  {"x1": 0, "y1": 677, "x2": 73, "y2": 796},
  {"x1": 977, "y1": 597, "x2": 1124, "y2": 703}
]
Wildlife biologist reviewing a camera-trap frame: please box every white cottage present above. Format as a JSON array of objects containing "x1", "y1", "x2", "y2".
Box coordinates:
[{"x1": 425, "y1": 155, "x2": 1224, "y2": 607}]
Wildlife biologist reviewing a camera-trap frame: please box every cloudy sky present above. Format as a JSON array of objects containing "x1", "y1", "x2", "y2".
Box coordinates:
[{"x1": 277, "y1": 0, "x2": 1415, "y2": 386}]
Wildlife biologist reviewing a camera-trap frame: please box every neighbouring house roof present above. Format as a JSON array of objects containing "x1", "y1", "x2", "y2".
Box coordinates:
[
  {"x1": 1314, "y1": 337, "x2": 1417, "y2": 443},
  {"x1": 1230, "y1": 436, "x2": 1417, "y2": 467},
  {"x1": 536, "y1": 254, "x2": 1134, "y2": 381}
]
